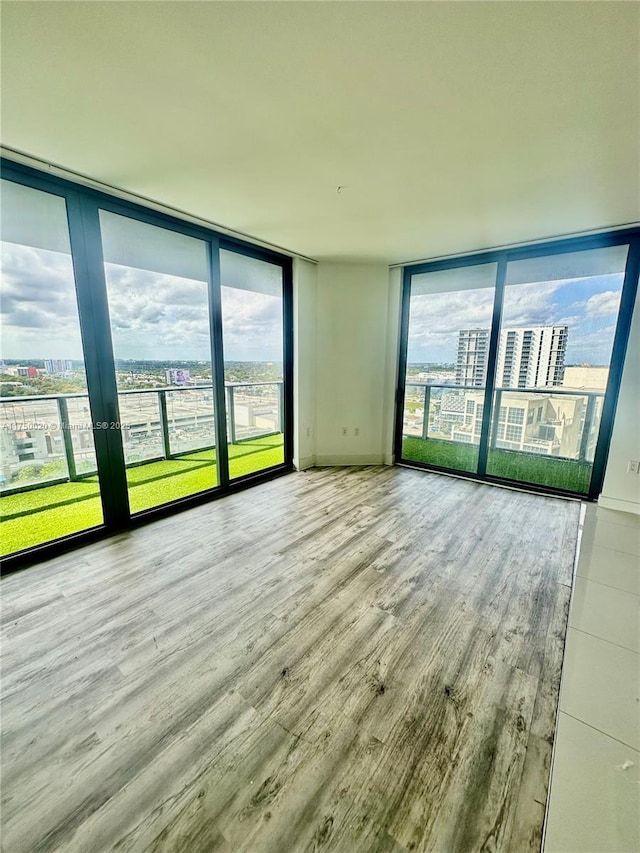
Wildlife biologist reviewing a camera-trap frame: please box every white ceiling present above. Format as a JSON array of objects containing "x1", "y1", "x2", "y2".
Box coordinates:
[{"x1": 1, "y1": 1, "x2": 639, "y2": 263}]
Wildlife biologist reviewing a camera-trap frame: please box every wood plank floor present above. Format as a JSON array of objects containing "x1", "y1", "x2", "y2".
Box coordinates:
[{"x1": 0, "y1": 466, "x2": 580, "y2": 853}]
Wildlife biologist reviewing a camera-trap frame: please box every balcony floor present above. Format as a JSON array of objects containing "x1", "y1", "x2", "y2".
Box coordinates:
[
  {"x1": 1, "y1": 466, "x2": 580, "y2": 852},
  {"x1": 402, "y1": 436, "x2": 593, "y2": 493},
  {"x1": 0, "y1": 434, "x2": 284, "y2": 556}
]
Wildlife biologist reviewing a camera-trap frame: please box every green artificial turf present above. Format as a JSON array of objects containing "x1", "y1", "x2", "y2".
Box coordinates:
[
  {"x1": 402, "y1": 436, "x2": 592, "y2": 494},
  {"x1": 0, "y1": 435, "x2": 284, "y2": 556},
  {"x1": 485, "y1": 449, "x2": 592, "y2": 494},
  {"x1": 402, "y1": 436, "x2": 479, "y2": 473}
]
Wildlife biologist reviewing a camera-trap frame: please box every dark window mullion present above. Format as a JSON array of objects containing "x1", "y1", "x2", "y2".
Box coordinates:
[
  {"x1": 588, "y1": 238, "x2": 640, "y2": 499},
  {"x1": 282, "y1": 257, "x2": 294, "y2": 467},
  {"x1": 394, "y1": 268, "x2": 412, "y2": 462},
  {"x1": 207, "y1": 237, "x2": 230, "y2": 488},
  {"x1": 477, "y1": 256, "x2": 506, "y2": 477},
  {"x1": 65, "y1": 191, "x2": 130, "y2": 528}
]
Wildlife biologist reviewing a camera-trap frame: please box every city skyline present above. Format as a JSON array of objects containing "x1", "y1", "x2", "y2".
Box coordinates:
[
  {"x1": 1, "y1": 357, "x2": 283, "y2": 369},
  {"x1": 407, "y1": 272, "x2": 624, "y2": 365}
]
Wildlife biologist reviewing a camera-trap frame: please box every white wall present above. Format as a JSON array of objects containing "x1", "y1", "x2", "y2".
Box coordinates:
[
  {"x1": 312, "y1": 263, "x2": 392, "y2": 465},
  {"x1": 599, "y1": 291, "x2": 640, "y2": 514},
  {"x1": 293, "y1": 258, "x2": 318, "y2": 470}
]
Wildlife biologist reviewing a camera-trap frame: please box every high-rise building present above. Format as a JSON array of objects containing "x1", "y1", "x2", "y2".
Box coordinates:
[
  {"x1": 455, "y1": 325, "x2": 568, "y2": 389},
  {"x1": 44, "y1": 359, "x2": 73, "y2": 374},
  {"x1": 497, "y1": 325, "x2": 567, "y2": 388},
  {"x1": 455, "y1": 329, "x2": 490, "y2": 386}
]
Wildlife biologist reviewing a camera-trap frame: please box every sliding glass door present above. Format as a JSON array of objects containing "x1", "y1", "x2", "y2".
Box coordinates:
[
  {"x1": 0, "y1": 160, "x2": 293, "y2": 563},
  {"x1": 396, "y1": 235, "x2": 639, "y2": 498},
  {"x1": 0, "y1": 180, "x2": 105, "y2": 555},
  {"x1": 486, "y1": 246, "x2": 629, "y2": 493},
  {"x1": 220, "y1": 249, "x2": 285, "y2": 480},
  {"x1": 400, "y1": 262, "x2": 497, "y2": 475},
  {"x1": 100, "y1": 211, "x2": 219, "y2": 514}
]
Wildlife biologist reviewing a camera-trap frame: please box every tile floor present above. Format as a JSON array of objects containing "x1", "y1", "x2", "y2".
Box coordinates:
[{"x1": 543, "y1": 503, "x2": 640, "y2": 853}]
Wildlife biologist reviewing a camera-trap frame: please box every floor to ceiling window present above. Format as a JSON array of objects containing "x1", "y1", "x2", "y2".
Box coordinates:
[
  {"x1": 220, "y1": 248, "x2": 286, "y2": 480},
  {"x1": 399, "y1": 262, "x2": 497, "y2": 475},
  {"x1": 0, "y1": 160, "x2": 293, "y2": 564},
  {"x1": 101, "y1": 211, "x2": 218, "y2": 514},
  {"x1": 395, "y1": 234, "x2": 639, "y2": 498},
  {"x1": 485, "y1": 246, "x2": 629, "y2": 493},
  {"x1": 0, "y1": 179, "x2": 105, "y2": 554}
]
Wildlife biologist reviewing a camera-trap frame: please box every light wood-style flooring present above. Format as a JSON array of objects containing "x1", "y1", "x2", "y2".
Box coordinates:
[{"x1": 0, "y1": 466, "x2": 580, "y2": 852}]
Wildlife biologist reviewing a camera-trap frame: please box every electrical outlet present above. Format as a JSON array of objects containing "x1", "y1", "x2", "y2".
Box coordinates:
[
  {"x1": 354, "y1": 427, "x2": 360, "y2": 437},
  {"x1": 628, "y1": 460, "x2": 640, "y2": 475},
  {"x1": 341, "y1": 426, "x2": 348, "y2": 437},
  {"x1": 306, "y1": 427, "x2": 311, "y2": 438}
]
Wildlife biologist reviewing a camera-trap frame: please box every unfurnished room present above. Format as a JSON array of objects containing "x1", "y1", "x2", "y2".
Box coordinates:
[{"x1": 0, "y1": 2, "x2": 639, "y2": 852}]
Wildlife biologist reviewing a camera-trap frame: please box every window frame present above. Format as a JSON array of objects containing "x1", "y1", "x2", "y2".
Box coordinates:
[
  {"x1": 394, "y1": 228, "x2": 640, "y2": 500},
  {"x1": 0, "y1": 158, "x2": 294, "y2": 573}
]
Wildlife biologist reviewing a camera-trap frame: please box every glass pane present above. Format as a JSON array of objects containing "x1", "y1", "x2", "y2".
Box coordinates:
[
  {"x1": 0, "y1": 180, "x2": 103, "y2": 555},
  {"x1": 165, "y1": 388, "x2": 216, "y2": 455},
  {"x1": 100, "y1": 211, "x2": 218, "y2": 513},
  {"x1": 220, "y1": 250, "x2": 285, "y2": 479},
  {"x1": 487, "y1": 245, "x2": 629, "y2": 493},
  {"x1": 118, "y1": 392, "x2": 164, "y2": 465},
  {"x1": 402, "y1": 263, "x2": 497, "y2": 473}
]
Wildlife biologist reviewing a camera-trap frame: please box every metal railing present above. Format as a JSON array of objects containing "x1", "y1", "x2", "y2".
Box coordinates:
[
  {"x1": 404, "y1": 382, "x2": 483, "y2": 441},
  {"x1": 403, "y1": 381, "x2": 605, "y2": 462},
  {"x1": 0, "y1": 381, "x2": 284, "y2": 494}
]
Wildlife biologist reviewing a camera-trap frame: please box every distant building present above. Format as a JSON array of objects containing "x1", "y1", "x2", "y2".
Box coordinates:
[
  {"x1": 233, "y1": 399, "x2": 280, "y2": 436},
  {"x1": 44, "y1": 359, "x2": 73, "y2": 374},
  {"x1": 0, "y1": 413, "x2": 98, "y2": 490},
  {"x1": 455, "y1": 329, "x2": 489, "y2": 386},
  {"x1": 449, "y1": 390, "x2": 585, "y2": 458},
  {"x1": 439, "y1": 391, "x2": 466, "y2": 430},
  {"x1": 7, "y1": 365, "x2": 39, "y2": 377},
  {"x1": 455, "y1": 325, "x2": 568, "y2": 389},
  {"x1": 412, "y1": 370, "x2": 456, "y2": 385},
  {"x1": 497, "y1": 326, "x2": 567, "y2": 388},
  {"x1": 563, "y1": 366, "x2": 609, "y2": 392},
  {"x1": 0, "y1": 427, "x2": 49, "y2": 473}
]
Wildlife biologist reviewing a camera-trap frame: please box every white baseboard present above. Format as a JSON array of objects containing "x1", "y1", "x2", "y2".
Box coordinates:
[
  {"x1": 294, "y1": 455, "x2": 316, "y2": 471},
  {"x1": 314, "y1": 454, "x2": 385, "y2": 467},
  {"x1": 597, "y1": 494, "x2": 640, "y2": 515}
]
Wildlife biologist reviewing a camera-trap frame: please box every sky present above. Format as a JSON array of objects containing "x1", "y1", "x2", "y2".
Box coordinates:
[
  {"x1": 0, "y1": 244, "x2": 284, "y2": 363},
  {"x1": 0, "y1": 243, "x2": 625, "y2": 368},
  {"x1": 407, "y1": 273, "x2": 624, "y2": 366}
]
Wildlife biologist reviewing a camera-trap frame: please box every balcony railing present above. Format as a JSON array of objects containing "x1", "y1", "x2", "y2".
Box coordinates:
[
  {"x1": 403, "y1": 381, "x2": 604, "y2": 463},
  {"x1": 0, "y1": 381, "x2": 284, "y2": 495}
]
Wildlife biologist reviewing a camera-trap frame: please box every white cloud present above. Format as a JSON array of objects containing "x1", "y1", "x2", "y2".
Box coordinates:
[
  {"x1": 104, "y1": 265, "x2": 283, "y2": 361},
  {"x1": 1, "y1": 243, "x2": 85, "y2": 359},
  {"x1": 407, "y1": 288, "x2": 494, "y2": 361},
  {"x1": 500, "y1": 280, "x2": 563, "y2": 328},
  {"x1": 0, "y1": 244, "x2": 284, "y2": 362},
  {"x1": 584, "y1": 290, "x2": 621, "y2": 318},
  {"x1": 406, "y1": 274, "x2": 623, "y2": 365},
  {"x1": 221, "y1": 287, "x2": 283, "y2": 360}
]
